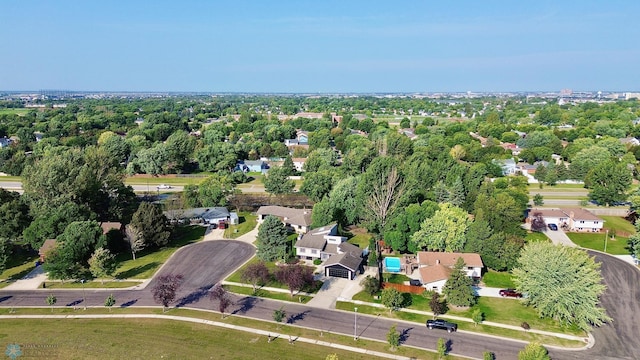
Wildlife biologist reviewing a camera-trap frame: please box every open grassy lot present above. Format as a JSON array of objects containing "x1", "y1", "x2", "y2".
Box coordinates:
[
  {"x1": 527, "y1": 183, "x2": 586, "y2": 191},
  {"x1": 601, "y1": 216, "x2": 636, "y2": 235},
  {"x1": 0, "y1": 307, "x2": 457, "y2": 360},
  {"x1": 224, "y1": 212, "x2": 257, "y2": 239},
  {"x1": 567, "y1": 232, "x2": 630, "y2": 255},
  {"x1": 0, "y1": 108, "x2": 31, "y2": 115},
  {"x1": 0, "y1": 175, "x2": 22, "y2": 181},
  {"x1": 114, "y1": 225, "x2": 206, "y2": 279},
  {"x1": 482, "y1": 270, "x2": 515, "y2": 288}
]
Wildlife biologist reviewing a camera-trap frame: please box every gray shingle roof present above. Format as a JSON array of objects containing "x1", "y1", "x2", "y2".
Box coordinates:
[
  {"x1": 257, "y1": 206, "x2": 312, "y2": 227},
  {"x1": 324, "y1": 251, "x2": 363, "y2": 272}
]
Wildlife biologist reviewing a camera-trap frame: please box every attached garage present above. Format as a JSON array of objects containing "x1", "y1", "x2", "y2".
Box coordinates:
[{"x1": 327, "y1": 266, "x2": 351, "y2": 279}]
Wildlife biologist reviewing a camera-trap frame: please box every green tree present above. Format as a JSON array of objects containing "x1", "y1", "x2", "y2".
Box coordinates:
[
  {"x1": 513, "y1": 243, "x2": 610, "y2": 330},
  {"x1": 358, "y1": 158, "x2": 405, "y2": 233},
  {"x1": 360, "y1": 275, "x2": 380, "y2": 296},
  {"x1": 46, "y1": 294, "x2": 57, "y2": 312},
  {"x1": 437, "y1": 337, "x2": 447, "y2": 359},
  {"x1": 483, "y1": 351, "x2": 495, "y2": 360},
  {"x1": 104, "y1": 293, "x2": 116, "y2": 312},
  {"x1": 429, "y1": 292, "x2": 445, "y2": 318},
  {"x1": 304, "y1": 148, "x2": 338, "y2": 173},
  {"x1": 442, "y1": 257, "x2": 476, "y2": 307},
  {"x1": 381, "y1": 288, "x2": 404, "y2": 313},
  {"x1": 44, "y1": 220, "x2": 106, "y2": 280},
  {"x1": 23, "y1": 202, "x2": 91, "y2": 251},
  {"x1": 165, "y1": 130, "x2": 196, "y2": 172},
  {"x1": 387, "y1": 324, "x2": 400, "y2": 350},
  {"x1": 627, "y1": 220, "x2": 640, "y2": 259},
  {"x1": 273, "y1": 307, "x2": 286, "y2": 326},
  {"x1": 517, "y1": 342, "x2": 550, "y2": 360},
  {"x1": 263, "y1": 166, "x2": 295, "y2": 195},
  {"x1": 585, "y1": 160, "x2": 632, "y2": 206},
  {"x1": 198, "y1": 174, "x2": 236, "y2": 207},
  {"x1": 130, "y1": 202, "x2": 171, "y2": 248},
  {"x1": 88, "y1": 247, "x2": 117, "y2": 284},
  {"x1": 569, "y1": 145, "x2": 611, "y2": 180},
  {"x1": 255, "y1": 215, "x2": 289, "y2": 262},
  {"x1": 0, "y1": 189, "x2": 31, "y2": 241},
  {"x1": 411, "y1": 203, "x2": 470, "y2": 252},
  {"x1": 532, "y1": 193, "x2": 544, "y2": 206},
  {"x1": 300, "y1": 169, "x2": 335, "y2": 202},
  {"x1": 0, "y1": 237, "x2": 9, "y2": 273},
  {"x1": 195, "y1": 142, "x2": 238, "y2": 172},
  {"x1": 472, "y1": 309, "x2": 484, "y2": 326}
]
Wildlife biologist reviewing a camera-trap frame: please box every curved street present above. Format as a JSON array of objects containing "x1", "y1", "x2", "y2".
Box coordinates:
[{"x1": 1, "y1": 242, "x2": 639, "y2": 359}]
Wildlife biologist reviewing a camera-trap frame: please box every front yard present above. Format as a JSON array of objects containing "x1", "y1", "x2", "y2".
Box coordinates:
[
  {"x1": 223, "y1": 212, "x2": 257, "y2": 239},
  {"x1": 566, "y1": 232, "x2": 630, "y2": 255}
]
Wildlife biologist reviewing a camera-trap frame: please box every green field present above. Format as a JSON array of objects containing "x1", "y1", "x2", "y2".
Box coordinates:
[
  {"x1": 525, "y1": 231, "x2": 550, "y2": 243},
  {"x1": 601, "y1": 216, "x2": 636, "y2": 235},
  {"x1": 567, "y1": 232, "x2": 630, "y2": 255},
  {"x1": 125, "y1": 176, "x2": 206, "y2": 186},
  {"x1": 0, "y1": 108, "x2": 31, "y2": 115},
  {"x1": 114, "y1": 225, "x2": 206, "y2": 279}
]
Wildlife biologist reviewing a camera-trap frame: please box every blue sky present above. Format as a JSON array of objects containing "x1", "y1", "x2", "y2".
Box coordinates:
[{"x1": 1, "y1": 1, "x2": 638, "y2": 92}]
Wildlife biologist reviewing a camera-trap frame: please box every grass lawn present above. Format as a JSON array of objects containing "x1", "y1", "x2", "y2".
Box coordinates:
[
  {"x1": 224, "y1": 212, "x2": 257, "y2": 239},
  {"x1": 528, "y1": 183, "x2": 586, "y2": 190},
  {"x1": 566, "y1": 232, "x2": 630, "y2": 255},
  {"x1": 224, "y1": 284, "x2": 312, "y2": 303},
  {"x1": 482, "y1": 270, "x2": 516, "y2": 288},
  {"x1": 347, "y1": 233, "x2": 372, "y2": 249},
  {"x1": 0, "y1": 175, "x2": 22, "y2": 181},
  {"x1": 0, "y1": 108, "x2": 30, "y2": 115},
  {"x1": 601, "y1": 216, "x2": 636, "y2": 235},
  {"x1": 381, "y1": 273, "x2": 411, "y2": 284},
  {"x1": 225, "y1": 257, "x2": 322, "y2": 293},
  {"x1": 525, "y1": 231, "x2": 550, "y2": 243},
  {"x1": 0, "y1": 307, "x2": 454, "y2": 360},
  {"x1": 114, "y1": 225, "x2": 206, "y2": 279},
  {"x1": 41, "y1": 280, "x2": 142, "y2": 289},
  {"x1": 0, "y1": 249, "x2": 39, "y2": 289}
]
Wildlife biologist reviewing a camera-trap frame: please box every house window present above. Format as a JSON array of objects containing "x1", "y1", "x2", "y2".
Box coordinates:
[
  {"x1": 467, "y1": 267, "x2": 474, "y2": 271},
  {"x1": 579, "y1": 220, "x2": 585, "y2": 223},
  {"x1": 299, "y1": 248, "x2": 305, "y2": 253},
  {"x1": 311, "y1": 249, "x2": 317, "y2": 254},
  {"x1": 594, "y1": 221, "x2": 599, "y2": 224}
]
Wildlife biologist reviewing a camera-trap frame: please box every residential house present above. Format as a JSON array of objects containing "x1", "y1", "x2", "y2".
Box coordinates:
[
  {"x1": 256, "y1": 206, "x2": 312, "y2": 234},
  {"x1": 0, "y1": 137, "x2": 12, "y2": 148},
  {"x1": 417, "y1": 251, "x2": 483, "y2": 293},
  {"x1": 236, "y1": 160, "x2": 269, "y2": 174},
  {"x1": 284, "y1": 130, "x2": 309, "y2": 148},
  {"x1": 529, "y1": 208, "x2": 604, "y2": 232},
  {"x1": 398, "y1": 128, "x2": 418, "y2": 140},
  {"x1": 170, "y1": 207, "x2": 239, "y2": 225},
  {"x1": 293, "y1": 112, "x2": 324, "y2": 119},
  {"x1": 38, "y1": 239, "x2": 57, "y2": 262},
  {"x1": 620, "y1": 137, "x2": 640, "y2": 147},
  {"x1": 495, "y1": 158, "x2": 517, "y2": 175},
  {"x1": 293, "y1": 223, "x2": 363, "y2": 279},
  {"x1": 292, "y1": 158, "x2": 306, "y2": 172}
]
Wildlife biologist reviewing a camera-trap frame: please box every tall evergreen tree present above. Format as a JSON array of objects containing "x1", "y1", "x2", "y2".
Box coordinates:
[
  {"x1": 255, "y1": 215, "x2": 289, "y2": 262},
  {"x1": 442, "y1": 257, "x2": 476, "y2": 307}
]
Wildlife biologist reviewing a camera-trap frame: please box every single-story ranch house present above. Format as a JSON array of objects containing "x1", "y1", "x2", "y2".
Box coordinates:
[
  {"x1": 257, "y1": 206, "x2": 312, "y2": 234},
  {"x1": 417, "y1": 251, "x2": 483, "y2": 293},
  {"x1": 169, "y1": 207, "x2": 239, "y2": 225},
  {"x1": 529, "y1": 207, "x2": 604, "y2": 232}
]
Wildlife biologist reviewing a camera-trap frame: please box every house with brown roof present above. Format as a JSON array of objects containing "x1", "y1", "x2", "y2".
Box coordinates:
[
  {"x1": 529, "y1": 208, "x2": 604, "y2": 232},
  {"x1": 416, "y1": 251, "x2": 483, "y2": 293},
  {"x1": 256, "y1": 206, "x2": 312, "y2": 234},
  {"x1": 38, "y1": 239, "x2": 58, "y2": 262}
]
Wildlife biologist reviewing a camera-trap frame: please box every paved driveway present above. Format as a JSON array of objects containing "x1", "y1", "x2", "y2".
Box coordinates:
[{"x1": 544, "y1": 228, "x2": 577, "y2": 247}]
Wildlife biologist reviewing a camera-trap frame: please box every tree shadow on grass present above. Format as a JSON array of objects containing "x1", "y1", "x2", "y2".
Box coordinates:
[
  {"x1": 116, "y1": 262, "x2": 160, "y2": 279},
  {"x1": 232, "y1": 296, "x2": 259, "y2": 315},
  {"x1": 176, "y1": 285, "x2": 212, "y2": 307},
  {"x1": 287, "y1": 310, "x2": 310, "y2": 324}
]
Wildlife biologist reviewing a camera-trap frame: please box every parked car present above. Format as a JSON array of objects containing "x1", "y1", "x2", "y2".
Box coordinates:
[
  {"x1": 499, "y1": 288, "x2": 523, "y2": 298},
  {"x1": 547, "y1": 223, "x2": 558, "y2": 231},
  {"x1": 426, "y1": 319, "x2": 457, "y2": 333},
  {"x1": 409, "y1": 279, "x2": 422, "y2": 286},
  {"x1": 156, "y1": 184, "x2": 172, "y2": 189}
]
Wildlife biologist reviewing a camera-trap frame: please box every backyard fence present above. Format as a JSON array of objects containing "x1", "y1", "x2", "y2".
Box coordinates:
[{"x1": 382, "y1": 282, "x2": 424, "y2": 295}]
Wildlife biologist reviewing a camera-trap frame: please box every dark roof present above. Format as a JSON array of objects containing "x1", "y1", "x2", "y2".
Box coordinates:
[
  {"x1": 295, "y1": 232, "x2": 326, "y2": 250},
  {"x1": 257, "y1": 206, "x2": 312, "y2": 227},
  {"x1": 324, "y1": 252, "x2": 363, "y2": 272}
]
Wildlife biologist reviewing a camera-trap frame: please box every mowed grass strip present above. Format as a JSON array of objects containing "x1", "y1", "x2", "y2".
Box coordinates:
[
  {"x1": 225, "y1": 285, "x2": 312, "y2": 303},
  {"x1": 41, "y1": 281, "x2": 142, "y2": 289},
  {"x1": 114, "y1": 225, "x2": 206, "y2": 279},
  {"x1": 566, "y1": 232, "x2": 630, "y2": 255},
  {"x1": 0, "y1": 308, "x2": 457, "y2": 360}
]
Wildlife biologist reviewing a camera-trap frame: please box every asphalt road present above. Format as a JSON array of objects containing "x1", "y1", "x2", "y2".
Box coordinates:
[{"x1": 2, "y1": 243, "x2": 639, "y2": 359}]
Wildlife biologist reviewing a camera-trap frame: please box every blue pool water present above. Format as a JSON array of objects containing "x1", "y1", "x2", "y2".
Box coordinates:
[{"x1": 384, "y1": 257, "x2": 401, "y2": 272}]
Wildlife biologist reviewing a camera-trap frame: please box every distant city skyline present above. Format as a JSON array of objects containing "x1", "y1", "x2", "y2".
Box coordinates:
[{"x1": 1, "y1": 1, "x2": 639, "y2": 93}]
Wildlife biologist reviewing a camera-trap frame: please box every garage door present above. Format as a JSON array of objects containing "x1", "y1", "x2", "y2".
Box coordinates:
[{"x1": 328, "y1": 267, "x2": 350, "y2": 279}]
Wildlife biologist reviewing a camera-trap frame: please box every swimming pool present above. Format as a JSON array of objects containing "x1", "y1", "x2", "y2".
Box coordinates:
[{"x1": 384, "y1": 257, "x2": 401, "y2": 273}]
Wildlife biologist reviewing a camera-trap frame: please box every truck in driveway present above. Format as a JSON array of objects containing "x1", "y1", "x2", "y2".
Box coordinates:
[{"x1": 426, "y1": 319, "x2": 457, "y2": 332}]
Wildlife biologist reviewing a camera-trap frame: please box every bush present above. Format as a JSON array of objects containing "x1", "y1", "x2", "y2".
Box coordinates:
[
  {"x1": 521, "y1": 322, "x2": 530, "y2": 331},
  {"x1": 313, "y1": 258, "x2": 322, "y2": 265}
]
